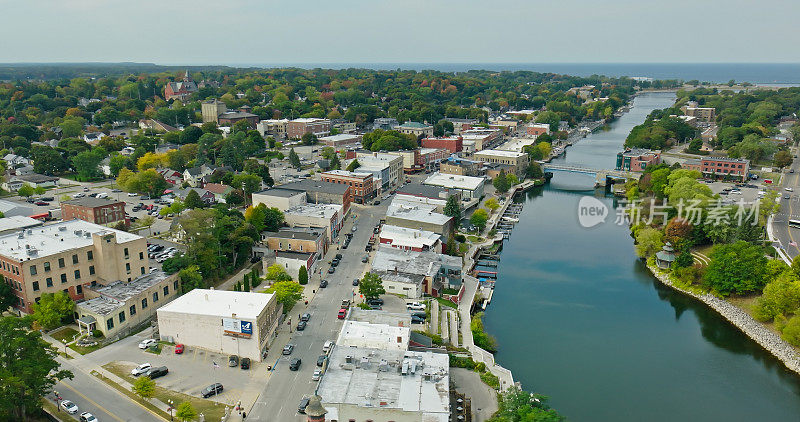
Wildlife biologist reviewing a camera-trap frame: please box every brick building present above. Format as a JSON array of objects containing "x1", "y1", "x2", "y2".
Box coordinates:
[
  {"x1": 61, "y1": 197, "x2": 126, "y2": 225},
  {"x1": 615, "y1": 148, "x2": 662, "y2": 172},
  {"x1": 421, "y1": 136, "x2": 463, "y2": 154},
  {"x1": 321, "y1": 170, "x2": 376, "y2": 204},
  {"x1": 287, "y1": 118, "x2": 331, "y2": 139}
]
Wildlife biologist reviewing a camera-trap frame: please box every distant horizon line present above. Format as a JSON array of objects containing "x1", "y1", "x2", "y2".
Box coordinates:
[{"x1": 2, "y1": 61, "x2": 800, "y2": 66}]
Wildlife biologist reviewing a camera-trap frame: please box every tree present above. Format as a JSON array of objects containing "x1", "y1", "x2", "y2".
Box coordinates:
[
  {"x1": 288, "y1": 148, "x2": 301, "y2": 169},
  {"x1": 184, "y1": 189, "x2": 204, "y2": 209},
  {"x1": 443, "y1": 195, "x2": 461, "y2": 225},
  {"x1": 485, "y1": 198, "x2": 500, "y2": 213},
  {"x1": 329, "y1": 153, "x2": 341, "y2": 170},
  {"x1": 133, "y1": 376, "x2": 156, "y2": 400},
  {"x1": 265, "y1": 264, "x2": 292, "y2": 282},
  {"x1": 493, "y1": 171, "x2": 510, "y2": 193},
  {"x1": 470, "y1": 208, "x2": 489, "y2": 232},
  {"x1": 175, "y1": 402, "x2": 197, "y2": 422},
  {"x1": 71, "y1": 149, "x2": 103, "y2": 180},
  {"x1": 0, "y1": 316, "x2": 73, "y2": 420},
  {"x1": 0, "y1": 277, "x2": 15, "y2": 312},
  {"x1": 178, "y1": 265, "x2": 204, "y2": 293},
  {"x1": 506, "y1": 173, "x2": 519, "y2": 186},
  {"x1": 634, "y1": 227, "x2": 663, "y2": 258},
  {"x1": 346, "y1": 159, "x2": 360, "y2": 172},
  {"x1": 33, "y1": 186, "x2": 46, "y2": 195},
  {"x1": 359, "y1": 272, "x2": 385, "y2": 299},
  {"x1": 298, "y1": 266, "x2": 308, "y2": 285},
  {"x1": 224, "y1": 191, "x2": 245, "y2": 207},
  {"x1": 753, "y1": 271, "x2": 800, "y2": 322},
  {"x1": 488, "y1": 386, "x2": 565, "y2": 422},
  {"x1": 232, "y1": 173, "x2": 262, "y2": 199},
  {"x1": 31, "y1": 292, "x2": 74, "y2": 330},
  {"x1": 526, "y1": 161, "x2": 544, "y2": 179},
  {"x1": 703, "y1": 241, "x2": 768, "y2": 296},
  {"x1": 301, "y1": 132, "x2": 318, "y2": 145},
  {"x1": 774, "y1": 150, "x2": 793, "y2": 169},
  {"x1": 265, "y1": 280, "x2": 304, "y2": 313},
  {"x1": 243, "y1": 277, "x2": 251, "y2": 292},
  {"x1": 17, "y1": 183, "x2": 34, "y2": 197}
]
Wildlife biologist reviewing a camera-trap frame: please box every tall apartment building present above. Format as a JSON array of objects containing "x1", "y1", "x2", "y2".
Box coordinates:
[
  {"x1": 286, "y1": 118, "x2": 331, "y2": 139},
  {"x1": 2, "y1": 220, "x2": 149, "y2": 313},
  {"x1": 321, "y1": 170, "x2": 376, "y2": 204}
]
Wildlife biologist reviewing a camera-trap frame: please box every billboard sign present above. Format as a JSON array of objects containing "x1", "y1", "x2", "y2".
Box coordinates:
[{"x1": 222, "y1": 318, "x2": 252, "y2": 338}]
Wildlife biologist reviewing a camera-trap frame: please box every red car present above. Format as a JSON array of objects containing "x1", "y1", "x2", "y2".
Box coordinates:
[
  {"x1": 338, "y1": 309, "x2": 346, "y2": 319},
  {"x1": 174, "y1": 344, "x2": 184, "y2": 354}
]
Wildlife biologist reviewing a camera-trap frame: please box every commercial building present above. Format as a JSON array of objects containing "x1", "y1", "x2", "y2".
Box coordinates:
[
  {"x1": 421, "y1": 136, "x2": 463, "y2": 154},
  {"x1": 261, "y1": 227, "x2": 328, "y2": 279},
  {"x1": 526, "y1": 123, "x2": 550, "y2": 137},
  {"x1": 3, "y1": 173, "x2": 59, "y2": 191},
  {"x1": 252, "y1": 188, "x2": 307, "y2": 212},
  {"x1": 331, "y1": 119, "x2": 357, "y2": 134},
  {"x1": 378, "y1": 149, "x2": 421, "y2": 172},
  {"x1": 284, "y1": 203, "x2": 343, "y2": 242},
  {"x1": 201, "y1": 100, "x2": 258, "y2": 128},
  {"x1": 423, "y1": 172, "x2": 485, "y2": 201},
  {"x1": 474, "y1": 149, "x2": 530, "y2": 178},
  {"x1": 0, "y1": 199, "x2": 35, "y2": 218},
  {"x1": 0, "y1": 216, "x2": 43, "y2": 236},
  {"x1": 201, "y1": 99, "x2": 228, "y2": 123},
  {"x1": 76, "y1": 271, "x2": 179, "y2": 338},
  {"x1": 484, "y1": 163, "x2": 516, "y2": 180},
  {"x1": 445, "y1": 117, "x2": 478, "y2": 134},
  {"x1": 439, "y1": 156, "x2": 481, "y2": 177},
  {"x1": 318, "y1": 320, "x2": 450, "y2": 422},
  {"x1": 394, "y1": 183, "x2": 460, "y2": 211},
  {"x1": 287, "y1": 118, "x2": 331, "y2": 139},
  {"x1": 394, "y1": 121, "x2": 434, "y2": 138},
  {"x1": 252, "y1": 180, "x2": 351, "y2": 214},
  {"x1": 681, "y1": 101, "x2": 716, "y2": 123},
  {"x1": 321, "y1": 170, "x2": 376, "y2": 204},
  {"x1": 1, "y1": 220, "x2": 148, "y2": 312},
  {"x1": 256, "y1": 119, "x2": 289, "y2": 139},
  {"x1": 379, "y1": 224, "x2": 443, "y2": 253},
  {"x1": 385, "y1": 202, "x2": 453, "y2": 238},
  {"x1": 372, "y1": 117, "x2": 399, "y2": 131},
  {"x1": 418, "y1": 148, "x2": 449, "y2": 172},
  {"x1": 354, "y1": 153, "x2": 404, "y2": 192},
  {"x1": 319, "y1": 133, "x2": 362, "y2": 147},
  {"x1": 371, "y1": 246, "x2": 462, "y2": 296},
  {"x1": 616, "y1": 148, "x2": 662, "y2": 172},
  {"x1": 61, "y1": 197, "x2": 126, "y2": 225},
  {"x1": 157, "y1": 289, "x2": 282, "y2": 362},
  {"x1": 460, "y1": 128, "x2": 502, "y2": 152},
  {"x1": 683, "y1": 156, "x2": 751, "y2": 181}
]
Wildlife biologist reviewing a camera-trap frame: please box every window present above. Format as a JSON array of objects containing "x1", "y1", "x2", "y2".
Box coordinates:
[
  {"x1": 124, "y1": 248, "x2": 129, "y2": 258},
  {"x1": 118, "y1": 311, "x2": 125, "y2": 323},
  {"x1": 30, "y1": 265, "x2": 37, "y2": 275},
  {"x1": 87, "y1": 251, "x2": 93, "y2": 261},
  {"x1": 125, "y1": 263, "x2": 130, "y2": 272},
  {"x1": 89, "y1": 266, "x2": 95, "y2": 275},
  {"x1": 141, "y1": 298, "x2": 148, "y2": 309},
  {"x1": 173, "y1": 280, "x2": 179, "y2": 291},
  {"x1": 72, "y1": 254, "x2": 78, "y2": 264},
  {"x1": 46, "y1": 277, "x2": 53, "y2": 287},
  {"x1": 60, "y1": 274, "x2": 67, "y2": 284},
  {"x1": 152, "y1": 292, "x2": 159, "y2": 302},
  {"x1": 139, "y1": 251, "x2": 144, "y2": 260},
  {"x1": 140, "y1": 267, "x2": 145, "y2": 275},
  {"x1": 74, "y1": 270, "x2": 81, "y2": 279},
  {"x1": 44, "y1": 261, "x2": 50, "y2": 272},
  {"x1": 129, "y1": 304, "x2": 136, "y2": 316},
  {"x1": 163, "y1": 286, "x2": 169, "y2": 296},
  {"x1": 58, "y1": 258, "x2": 65, "y2": 268},
  {"x1": 106, "y1": 318, "x2": 114, "y2": 330},
  {"x1": 32, "y1": 281, "x2": 39, "y2": 291},
  {"x1": 76, "y1": 285, "x2": 82, "y2": 295}
]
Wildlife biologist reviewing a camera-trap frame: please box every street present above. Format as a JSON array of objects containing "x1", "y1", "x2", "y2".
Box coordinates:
[
  {"x1": 771, "y1": 152, "x2": 800, "y2": 260},
  {"x1": 247, "y1": 201, "x2": 387, "y2": 421}
]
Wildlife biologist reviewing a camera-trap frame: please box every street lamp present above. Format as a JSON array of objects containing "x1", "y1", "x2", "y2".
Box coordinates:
[
  {"x1": 61, "y1": 339, "x2": 67, "y2": 356},
  {"x1": 167, "y1": 399, "x2": 174, "y2": 421}
]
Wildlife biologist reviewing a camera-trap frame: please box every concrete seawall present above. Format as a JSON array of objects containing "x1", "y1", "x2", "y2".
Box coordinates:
[{"x1": 647, "y1": 264, "x2": 800, "y2": 375}]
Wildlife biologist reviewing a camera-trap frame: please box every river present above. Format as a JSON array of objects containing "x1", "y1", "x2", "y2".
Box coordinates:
[{"x1": 482, "y1": 92, "x2": 800, "y2": 421}]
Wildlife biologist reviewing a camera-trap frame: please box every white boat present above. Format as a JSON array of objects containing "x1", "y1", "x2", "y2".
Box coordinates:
[{"x1": 502, "y1": 216, "x2": 519, "y2": 223}]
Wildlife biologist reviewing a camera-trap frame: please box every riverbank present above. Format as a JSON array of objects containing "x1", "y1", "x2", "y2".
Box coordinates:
[{"x1": 646, "y1": 262, "x2": 800, "y2": 375}]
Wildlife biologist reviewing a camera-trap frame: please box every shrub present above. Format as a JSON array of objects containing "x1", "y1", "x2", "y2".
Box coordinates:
[
  {"x1": 455, "y1": 234, "x2": 466, "y2": 243},
  {"x1": 92, "y1": 329, "x2": 103, "y2": 338},
  {"x1": 781, "y1": 314, "x2": 800, "y2": 347}
]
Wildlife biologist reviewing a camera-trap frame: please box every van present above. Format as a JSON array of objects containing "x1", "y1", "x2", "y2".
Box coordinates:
[{"x1": 96, "y1": 193, "x2": 108, "y2": 199}]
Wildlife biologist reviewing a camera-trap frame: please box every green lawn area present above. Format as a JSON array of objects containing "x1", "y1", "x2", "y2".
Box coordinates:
[
  {"x1": 68, "y1": 337, "x2": 104, "y2": 355},
  {"x1": 50, "y1": 327, "x2": 79, "y2": 344},
  {"x1": 103, "y1": 362, "x2": 226, "y2": 422},
  {"x1": 436, "y1": 297, "x2": 457, "y2": 309},
  {"x1": 467, "y1": 236, "x2": 484, "y2": 243}
]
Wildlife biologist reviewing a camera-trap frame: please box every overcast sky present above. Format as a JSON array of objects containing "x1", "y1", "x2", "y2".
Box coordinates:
[{"x1": 2, "y1": 0, "x2": 798, "y2": 64}]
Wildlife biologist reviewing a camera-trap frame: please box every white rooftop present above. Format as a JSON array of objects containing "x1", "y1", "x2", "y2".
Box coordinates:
[
  {"x1": 475, "y1": 148, "x2": 528, "y2": 158},
  {"x1": 157, "y1": 289, "x2": 273, "y2": 320},
  {"x1": 285, "y1": 203, "x2": 341, "y2": 219},
  {"x1": 424, "y1": 172, "x2": 485, "y2": 191},
  {"x1": 337, "y1": 320, "x2": 410, "y2": 351},
  {"x1": 319, "y1": 134, "x2": 359, "y2": 141},
  {"x1": 380, "y1": 225, "x2": 441, "y2": 250},
  {"x1": 371, "y1": 246, "x2": 443, "y2": 278},
  {"x1": 386, "y1": 203, "x2": 452, "y2": 226},
  {"x1": 291, "y1": 117, "x2": 328, "y2": 123},
  {"x1": 0, "y1": 219, "x2": 142, "y2": 261},
  {"x1": 324, "y1": 169, "x2": 372, "y2": 178},
  {"x1": 0, "y1": 216, "x2": 42, "y2": 234}
]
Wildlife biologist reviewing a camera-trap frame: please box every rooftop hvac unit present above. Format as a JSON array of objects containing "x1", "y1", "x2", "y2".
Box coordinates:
[
  {"x1": 379, "y1": 359, "x2": 389, "y2": 372},
  {"x1": 17, "y1": 233, "x2": 23, "y2": 239},
  {"x1": 345, "y1": 355, "x2": 353, "y2": 364},
  {"x1": 26, "y1": 229, "x2": 32, "y2": 235},
  {"x1": 85, "y1": 232, "x2": 91, "y2": 238},
  {"x1": 59, "y1": 226, "x2": 67, "y2": 231},
  {"x1": 408, "y1": 359, "x2": 417, "y2": 374},
  {"x1": 401, "y1": 360, "x2": 408, "y2": 375},
  {"x1": 74, "y1": 230, "x2": 82, "y2": 236}
]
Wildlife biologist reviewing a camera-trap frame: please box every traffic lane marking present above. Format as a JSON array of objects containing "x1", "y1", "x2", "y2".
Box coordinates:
[{"x1": 60, "y1": 380, "x2": 127, "y2": 422}]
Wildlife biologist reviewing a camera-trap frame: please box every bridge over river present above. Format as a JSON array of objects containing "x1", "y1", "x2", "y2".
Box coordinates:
[{"x1": 539, "y1": 162, "x2": 639, "y2": 186}]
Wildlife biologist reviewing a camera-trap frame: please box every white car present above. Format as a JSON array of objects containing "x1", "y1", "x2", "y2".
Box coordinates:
[
  {"x1": 131, "y1": 363, "x2": 152, "y2": 376},
  {"x1": 312, "y1": 369, "x2": 322, "y2": 381},
  {"x1": 60, "y1": 400, "x2": 79, "y2": 414},
  {"x1": 80, "y1": 411, "x2": 99, "y2": 422},
  {"x1": 138, "y1": 339, "x2": 157, "y2": 349},
  {"x1": 786, "y1": 187, "x2": 794, "y2": 192},
  {"x1": 406, "y1": 302, "x2": 425, "y2": 311},
  {"x1": 127, "y1": 192, "x2": 137, "y2": 197},
  {"x1": 322, "y1": 340, "x2": 334, "y2": 354}
]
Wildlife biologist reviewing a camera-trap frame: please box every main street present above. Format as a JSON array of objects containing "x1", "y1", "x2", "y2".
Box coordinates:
[
  {"x1": 247, "y1": 200, "x2": 389, "y2": 421},
  {"x1": 771, "y1": 151, "x2": 800, "y2": 260}
]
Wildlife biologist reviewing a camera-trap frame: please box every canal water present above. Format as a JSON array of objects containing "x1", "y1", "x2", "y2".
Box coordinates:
[{"x1": 482, "y1": 92, "x2": 800, "y2": 421}]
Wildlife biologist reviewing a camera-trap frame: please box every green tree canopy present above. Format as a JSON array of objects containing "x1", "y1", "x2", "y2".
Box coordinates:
[
  {"x1": 175, "y1": 402, "x2": 197, "y2": 422},
  {"x1": 359, "y1": 272, "x2": 385, "y2": 300},
  {"x1": 133, "y1": 376, "x2": 156, "y2": 400},
  {"x1": 265, "y1": 280, "x2": 303, "y2": 313},
  {"x1": 470, "y1": 208, "x2": 489, "y2": 232},
  {"x1": 31, "y1": 292, "x2": 74, "y2": 330},
  {"x1": 703, "y1": 241, "x2": 768, "y2": 296}
]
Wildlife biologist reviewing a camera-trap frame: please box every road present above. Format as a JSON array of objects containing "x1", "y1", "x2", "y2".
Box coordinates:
[
  {"x1": 50, "y1": 353, "x2": 162, "y2": 422},
  {"x1": 771, "y1": 152, "x2": 800, "y2": 260},
  {"x1": 247, "y1": 201, "x2": 388, "y2": 421}
]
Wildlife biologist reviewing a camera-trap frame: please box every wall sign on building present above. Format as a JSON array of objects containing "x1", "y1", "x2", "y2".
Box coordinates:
[{"x1": 222, "y1": 317, "x2": 252, "y2": 338}]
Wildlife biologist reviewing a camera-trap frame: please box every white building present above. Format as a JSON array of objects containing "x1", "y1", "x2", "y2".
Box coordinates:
[
  {"x1": 379, "y1": 224, "x2": 442, "y2": 253},
  {"x1": 156, "y1": 289, "x2": 282, "y2": 362},
  {"x1": 284, "y1": 203, "x2": 343, "y2": 242},
  {"x1": 423, "y1": 172, "x2": 485, "y2": 200}
]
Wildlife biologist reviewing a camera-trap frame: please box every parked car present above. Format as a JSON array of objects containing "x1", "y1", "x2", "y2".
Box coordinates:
[
  {"x1": 367, "y1": 298, "x2": 384, "y2": 305},
  {"x1": 312, "y1": 369, "x2": 323, "y2": 380},
  {"x1": 368, "y1": 303, "x2": 382, "y2": 310},
  {"x1": 83, "y1": 187, "x2": 89, "y2": 192},
  {"x1": 411, "y1": 315, "x2": 425, "y2": 324},
  {"x1": 289, "y1": 358, "x2": 301, "y2": 371},
  {"x1": 298, "y1": 396, "x2": 310, "y2": 414},
  {"x1": 131, "y1": 363, "x2": 152, "y2": 376},
  {"x1": 283, "y1": 344, "x2": 295, "y2": 355},
  {"x1": 174, "y1": 344, "x2": 184, "y2": 354},
  {"x1": 138, "y1": 339, "x2": 157, "y2": 349},
  {"x1": 301, "y1": 313, "x2": 310, "y2": 321},
  {"x1": 352, "y1": 278, "x2": 359, "y2": 286},
  {"x1": 317, "y1": 355, "x2": 327, "y2": 366},
  {"x1": 146, "y1": 366, "x2": 169, "y2": 379},
  {"x1": 319, "y1": 279, "x2": 328, "y2": 288},
  {"x1": 35, "y1": 201, "x2": 49, "y2": 206},
  {"x1": 407, "y1": 302, "x2": 425, "y2": 311},
  {"x1": 362, "y1": 255, "x2": 369, "y2": 263},
  {"x1": 241, "y1": 357, "x2": 250, "y2": 370},
  {"x1": 411, "y1": 311, "x2": 426, "y2": 319},
  {"x1": 228, "y1": 355, "x2": 239, "y2": 367},
  {"x1": 335, "y1": 253, "x2": 343, "y2": 260},
  {"x1": 338, "y1": 309, "x2": 347, "y2": 319},
  {"x1": 72, "y1": 193, "x2": 85, "y2": 198},
  {"x1": 112, "y1": 189, "x2": 122, "y2": 193},
  {"x1": 79, "y1": 412, "x2": 98, "y2": 422},
  {"x1": 297, "y1": 320, "x2": 307, "y2": 331},
  {"x1": 128, "y1": 192, "x2": 137, "y2": 197},
  {"x1": 328, "y1": 266, "x2": 335, "y2": 274},
  {"x1": 201, "y1": 383, "x2": 223, "y2": 398},
  {"x1": 61, "y1": 400, "x2": 79, "y2": 414},
  {"x1": 351, "y1": 226, "x2": 357, "y2": 232}
]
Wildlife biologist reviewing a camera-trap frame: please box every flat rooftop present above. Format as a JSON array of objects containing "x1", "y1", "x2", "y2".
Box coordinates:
[
  {"x1": 338, "y1": 320, "x2": 410, "y2": 351},
  {"x1": 78, "y1": 271, "x2": 172, "y2": 315},
  {"x1": 0, "y1": 219, "x2": 142, "y2": 261},
  {"x1": 380, "y1": 225, "x2": 441, "y2": 249},
  {"x1": 156, "y1": 289, "x2": 274, "y2": 320},
  {"x1": 475, "y1": 149, "x2": 528, "y2": 158},
  {"x1": 323, "y1": 170, "x2": 372, "y2": 179},
  {"x1": 280, "y1": 179, "x2": 350, "y2": 196},
  {"x1": 252, "y1": 187, "x2": 305, "y2": 198},
  {"x1": 349, "y1": 309, "x2": 412, "y2": 327},
  {"x1": 396, "y1": 183, "x2": 452, "y2": 200},
  {"x1": 386, "y1": 203, "x2": 451, "y2": 226},
  {"x1": 0, "y1": 216, "x2": 42, "y2": 233},
  {"x1": 266, "y1": 228, "x2": 323, "y2": 241},
  {"x1": 424, "y1": 172, "x2": 484, "y2": 191},
  {"x1": 285, "y1": 203, "x2": 341, "y2": 219},
  {"x1": 62, "y1": 197, "x2": 124, "y2": 208},
  {"x1": 319, "y1": 134, "x2": 360, "y2": 141},
  {"x1": 372, "y1": 246, "x2": 443, "y2": 278},
  {"x1": 318, "y1": 346, "x2": 449, "y2": 420}
]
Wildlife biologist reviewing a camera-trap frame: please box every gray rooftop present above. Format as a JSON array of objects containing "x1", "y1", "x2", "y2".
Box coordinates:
[
  {"x1": 253, "y1": 187, "x2": 306, "y2": 198},
  {"x1": 266, "y1": 179, "x2": 350, "y2": 196},
  {"x1": 78, "y1": 271, "x2": 172, "y2": 315},
  {"x1": 62, "y1": 197, "x2": 124, "y2": 208},
  {"x1": 267, "y1": 228, "x2": 323, "y2": 241},
  {"x1": 372, "y1": 246, "x2": 443, "y2": 278},
  {"x1": 396, "y1": 183, "x2": 452, "y2": 200}
]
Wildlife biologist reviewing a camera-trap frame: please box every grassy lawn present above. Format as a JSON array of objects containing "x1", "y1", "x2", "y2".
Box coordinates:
[
  {"x1": 50, "y1": 327, "x2": 79, "y2": 344},
  {"x1": 436, "y1": 297, "x2": 457, "y2": 309},
  {"x1": 103, "y1": 362, "x2": 226, "y2": 422},
  {"x1": 41, "y1": 398, "x2": 73, "y2": 422},
  {"x1": 69, "y1": 342, "x2": 103, "y2": 355},
  {"x1": 467, "y1": 236, "x2": 484, "y2": 243}
]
